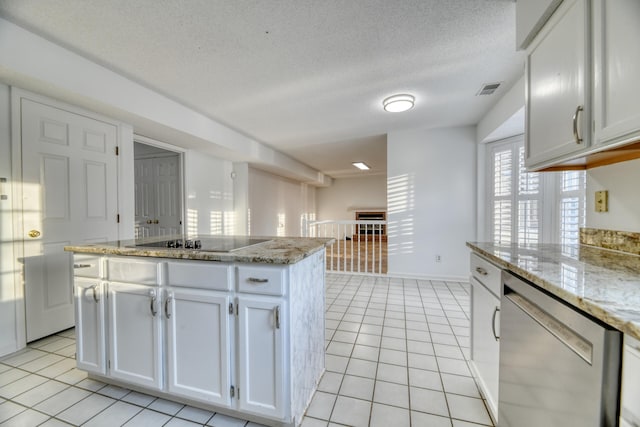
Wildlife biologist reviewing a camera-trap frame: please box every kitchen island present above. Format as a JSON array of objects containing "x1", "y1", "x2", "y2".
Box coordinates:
[{"x1": 65, "y1": 236, "x2": 334, "y2": 427}]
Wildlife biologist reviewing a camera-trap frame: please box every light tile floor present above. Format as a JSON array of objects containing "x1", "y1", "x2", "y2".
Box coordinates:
[{"x1": 0, "y1": 273, "x2": 493, "y2": 426}]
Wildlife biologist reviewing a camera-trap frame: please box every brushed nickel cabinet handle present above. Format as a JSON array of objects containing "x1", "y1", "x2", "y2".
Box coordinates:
[
  {"x1": 165, "y1": 296, "x2": 172, "y2": 319},
  {"x1": 475, "y1": 267, "x2": 488, "y2": 276},
  {"x1": 573, "y1": 105, "x2": 584, "y2": 144},
  {"x1": 91, "y1": 285, "x2": 100, "y2": 303},
  {"x1": 74, "y1": 264, "x2": 92, "y2": 269},
  {"x1": 274, "y1": 306, "x2": 280, "y2": 329},
  {"x1": 248, "y1": 277, "x2": 269, "y2": 283},
  {"x1": 149, "y1": 290, "x2": 157, "y2": 317}
]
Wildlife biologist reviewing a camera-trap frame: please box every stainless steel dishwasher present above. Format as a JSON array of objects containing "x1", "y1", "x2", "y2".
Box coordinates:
[{"x1": 499, "y1": 271, "x2": 621, "y2": 427}]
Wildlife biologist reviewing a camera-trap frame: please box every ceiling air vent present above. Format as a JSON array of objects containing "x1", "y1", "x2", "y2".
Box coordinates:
[{"x1": 476, "y1": 82, "x2": 502, "y2": 96}]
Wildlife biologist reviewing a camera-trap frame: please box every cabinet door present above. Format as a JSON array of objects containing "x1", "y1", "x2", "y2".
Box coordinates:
[
  {"x1": 592, "y1": 0, "x2": 640, "y2": 147},
  {"x1": 107, "y1": 282, "x2": 162, "y2": 390},
  {"x1": 166, "y1": 288, "x2": 232, "y2": 406},
  {"x1": 74, "y1": 279, "x2": 106, "y2": 375},
  {"x1": 620, "y1": 340, "x2": 640, "y2": 426},
  {"x1": 470, "y1": 277, "x2": 500, "y2": 421},
  {"x1": 237, "y1": 296, "x2": 285, "y2": 419},
  {"x1": 525, "y1": 0, "x2": 590, "y2": 169}
]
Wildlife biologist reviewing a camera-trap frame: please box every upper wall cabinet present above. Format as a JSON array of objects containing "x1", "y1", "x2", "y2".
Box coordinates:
[
  {"x1": 524, "y1": 0, "x2": 640, "y2": 171},
  {"x1": 516, "y1": 0, "x2": 563, "y2": 49},
  {"x1": 592, "y1": 0, "x2": 640, "y2": 148},
  {"x1": 525, "y1": 0, "x2": 591, "y2": 170}
]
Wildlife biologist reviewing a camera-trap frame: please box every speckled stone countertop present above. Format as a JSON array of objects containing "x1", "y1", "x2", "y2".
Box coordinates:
[
  {"x1": 65, "y1": 236, "x2": 335, "y2": 265},
  {"x1": 467, "y1": 242, "x2": 640, "y2": 340}
]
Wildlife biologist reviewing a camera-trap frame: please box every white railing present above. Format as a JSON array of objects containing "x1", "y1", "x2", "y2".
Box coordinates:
[{"x1": 306, "y1": 220, "x2": 387, "y2": 275}]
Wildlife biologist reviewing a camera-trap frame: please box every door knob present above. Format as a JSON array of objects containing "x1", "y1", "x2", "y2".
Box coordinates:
[
  {"x1": 146, "y1": 220, "x2": 153, "y2": 224},
  {"x1": 28, "y1": 230, "x2": 41, "y2": 238},
  {"x1": 153, "y1": 219, "x2": 159, "y2": 224}
]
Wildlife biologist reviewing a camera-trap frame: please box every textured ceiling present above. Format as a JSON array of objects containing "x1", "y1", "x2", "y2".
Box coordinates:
[{"x1": 0, "y1": 0, "x2": 523, "y2": 178}]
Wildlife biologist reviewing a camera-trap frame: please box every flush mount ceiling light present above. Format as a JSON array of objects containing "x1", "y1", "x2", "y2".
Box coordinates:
[
  {"x1": 352, "y1": 162, "x2": 370, "y2": 170},
  {"x1": 383, "y1": 94, "x2": 415, "y2": 112}
]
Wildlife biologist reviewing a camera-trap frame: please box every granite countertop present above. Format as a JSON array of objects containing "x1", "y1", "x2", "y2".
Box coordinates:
[
  {"x1": 65, "y1": 236, "x2": 335, "y2": 265},
  {"x1": 467, "y1": 242, "x2": 640, "y2": 340}
]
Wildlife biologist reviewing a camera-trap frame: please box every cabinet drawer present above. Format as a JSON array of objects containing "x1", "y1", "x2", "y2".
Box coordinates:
[
  {"x1": 73, "y1": 255, "x2": 102, "y2": 278},
  {"x1": 621, "y1": 336, "x2": 640, "y2": 425},
  {"x1": 107, "y1": 258, "x2": 161, "y2": 285},
  {"x1": 167, "y1": 261, "x2": 232, "y2": 290},
  {"x1": 470, "y1": 253, "x2": 501, "y2": 297},
  {"x1": 237, "y1": 265, "x2": 286, "y2": 296}
]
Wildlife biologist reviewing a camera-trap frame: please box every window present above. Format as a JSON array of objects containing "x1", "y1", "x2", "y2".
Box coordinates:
[{"x1": 487, "y1": 137, "x2": 585, "y2": 244}]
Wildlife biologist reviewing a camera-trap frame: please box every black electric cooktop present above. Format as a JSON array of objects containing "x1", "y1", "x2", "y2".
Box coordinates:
[{"x1": 134, "y1": 237, "x2": 270, "y2": 252}]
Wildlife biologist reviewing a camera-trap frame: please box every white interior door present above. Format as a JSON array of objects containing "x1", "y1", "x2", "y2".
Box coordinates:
[
  {"x1": 134, "y1": 158, "x2": 153, "y2": 238},
  {"x1": 154, "y1": 155, "x2": 181, "y2": 236},
  {"x1": 20, "y1": 98, "x2": 119, "y2": 342},
  {"x1": 134, "y1": 152, "x2": 181, "y2": 238}
]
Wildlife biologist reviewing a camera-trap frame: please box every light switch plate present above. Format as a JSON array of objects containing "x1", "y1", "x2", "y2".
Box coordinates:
[{"x1": 595, "y1": 190, "x2": 608, "y2": 212}]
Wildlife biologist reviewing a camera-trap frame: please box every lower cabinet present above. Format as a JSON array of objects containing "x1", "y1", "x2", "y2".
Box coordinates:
[
  {"x1": 620, "y1": 336, "x2": 640, "y2": 427},
  {"x1": 166, "y1": 287, "x2": 232, "y2": 407},
  {"x1": 237, "y1": 296, "x2": 285, "y2": 419},
  {"x1": 72, "y1": 253, "x2": 324, "y2": 425},
  {"x1": 469, "y1": 253, "x2": 501, "y2": 423},
  {"x1": 74, "y1": 279, "x2": 106, "y2": 375},
  {"x1": 471, "y1": 278, "x2": 500, "y2": 419},
  {"x1": 107, "y1": 282, "x2": 163, "y2": 390}
]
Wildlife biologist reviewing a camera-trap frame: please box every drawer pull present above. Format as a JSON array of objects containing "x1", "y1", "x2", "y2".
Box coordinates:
[
  {"x1": 248, "y1": 277, "x2": 269, "y2": 283},
  {"x1": 475, "y1": 267, "x2": 488, "y2": 276},
  {"x1": 74, "y1": 264, "x2": 92, "y2": 269}
]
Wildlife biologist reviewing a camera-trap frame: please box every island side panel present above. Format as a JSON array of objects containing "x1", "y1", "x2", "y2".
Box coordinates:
[{"x1": 289, "y1": 249, "x2": 326, "y2": 424}]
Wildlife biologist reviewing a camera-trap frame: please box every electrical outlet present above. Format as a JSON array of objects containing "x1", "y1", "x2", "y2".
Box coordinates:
[
  {"x1": 595, "y1": 190, "x2": 608, "y2": 212},
  {"x1": 435, "y1": 255, "x2": 441, "y2": 263}
]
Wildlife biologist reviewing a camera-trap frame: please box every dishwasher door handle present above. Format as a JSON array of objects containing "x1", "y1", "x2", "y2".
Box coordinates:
[
  {"x1": 504, "y1": 291, "x2": 593, "y2": 365},
  {"x1": 491, "y1": 307, "x2": 500, "y2": 341}
]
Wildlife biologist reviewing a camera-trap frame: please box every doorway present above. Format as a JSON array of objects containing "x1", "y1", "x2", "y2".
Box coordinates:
[{"x1": 134, "y1": 141, "x2": 183, "y2": 238}]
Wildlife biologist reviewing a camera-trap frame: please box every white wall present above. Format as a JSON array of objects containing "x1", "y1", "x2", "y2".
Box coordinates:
[
  {"x1": 387, "y1": 126, "x2": 476, "y2": 280},
  {"x1": 317, "y1": 175, "x2": 387, "y2": 221},
  {"x1": 586, "y1": 158, "x2": 640, "y2": 232},
  {"x1": 184, "y1": 151, "x2": 235, "y2": 236},
  {"x1": 248, "y1": 168, "x2": 316, "y2": 237},
  {"x1": 0, "y1": 83, "x2": 20, "y2": 356}
]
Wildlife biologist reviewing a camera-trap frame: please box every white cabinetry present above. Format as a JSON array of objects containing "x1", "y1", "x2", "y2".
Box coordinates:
[
  {"x1": 525, "y1": 0, "x2": 640, "y2": 170},
  {"x1": 236, "y1": 263, "x2": 287, "y2": 419},
  {"x1": 469, "y1": 253, "x2": 501, "y2": 423},
  {"x1": 108, "y1": 282, "x2": 163, "y2": 390},
  {"x1": 73, "y1": 255, "x2": 106, "y2": 375},
  {"x1": 237, "y1": 296, "x2": 285, "y2": 419},
  {"x1": 165, "y1": 287, "x2": 232, "y2": 406},
  {"x1": 525, "y1": 0, "x2": 591, "y2": 170},
  {"x1": 74, "y1": 279, "x2": 106, "y2": 375},
  {"x1": 71, "y1": 250, "x2": 325, "y2": 426},
  {"x1": 592, "y1": 0, "x2": 640, "y2": 148},
  {"x1": 620, "y1": 336, "x2": 640, "y2": 427}
]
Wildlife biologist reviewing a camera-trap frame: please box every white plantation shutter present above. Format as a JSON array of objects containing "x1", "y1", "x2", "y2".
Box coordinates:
[
  {"x1": 517, "y1": 147, "x2": 540, "y2": 244},
  {"x1": 492, "y1": 148, "x2": 513, "y2": 243},
  {"x1": 487, "y1": 138, "x2": 584, "y2": 244},
  {"x1": 559, "y1": 171, "x2": 586, "y2": 245}
]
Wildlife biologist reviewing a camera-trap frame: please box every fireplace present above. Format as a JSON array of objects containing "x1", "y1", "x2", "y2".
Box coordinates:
[{"x1": 354, "y1": 211, "x2": 386, "y2": 241}]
